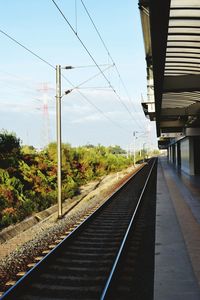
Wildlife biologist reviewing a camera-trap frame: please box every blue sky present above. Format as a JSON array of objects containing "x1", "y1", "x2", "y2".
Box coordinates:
[{"x1": 0, "y1": 0, "x2": 157, "y2": 151}]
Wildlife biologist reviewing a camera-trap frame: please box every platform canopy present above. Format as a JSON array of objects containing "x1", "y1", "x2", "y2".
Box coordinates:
[{"x1": 139, "y1": 0, "x2": 200, "y2": 147}]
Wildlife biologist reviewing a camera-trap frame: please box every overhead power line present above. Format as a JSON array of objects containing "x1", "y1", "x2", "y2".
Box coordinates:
[
  {"x1": 74, "y1": 64, "x2": 114, "y2": 90},
  {"x1": 0, "y1": 28, "x2": 130, "y2": 134},
  {"x1": 80, "y1": 0, "x2": 144, "y2": 130},
  {"x1": 0, "y1": 29, "x2": 55, "y2": 70},
  {"x1": 51, "y1": 0, "x2": 141, "y2": 127},
  {"x1": 62, "y1": 73, "x2": 130, "y2": 134}
]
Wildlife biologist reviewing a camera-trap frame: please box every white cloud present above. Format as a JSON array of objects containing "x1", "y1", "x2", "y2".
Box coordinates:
[
  {"x1": 72, "y1": 88, "x2": 143, "y2": 116},
  {"x1": 0, "y1": 101, "x2": 40, "y2": 114},
  {"x1": 71, "y1": 112, "x2": 104, "y2": 124},
  {"x1": 70, "y1": 109, "x2": 133, "y2": 125},
  {"x1": 62, "y1": 103, "x2": 92, "y2": 115}
]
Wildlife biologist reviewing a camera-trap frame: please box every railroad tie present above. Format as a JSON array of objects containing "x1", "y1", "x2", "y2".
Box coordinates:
[
  {"x1": 16, "y1": 271, "x2": 26, "y2": 278},
  {"x1": 42, "y1": 250, "x2": 50, "y2": 254},
  {"x1": 27, "y1": 263, "x2": 36, "y2": 268},
  {"x1": 34, "y1": 256, "x2": 44, "y2": 262},
  {"x1": 5, "y1": 281, "x2": 16, "y2": 287}
]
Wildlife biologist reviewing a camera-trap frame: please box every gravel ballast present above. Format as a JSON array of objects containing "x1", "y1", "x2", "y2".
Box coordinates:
[{"x1": 0, "y1": 166, "x2": 140, "y2": 291}]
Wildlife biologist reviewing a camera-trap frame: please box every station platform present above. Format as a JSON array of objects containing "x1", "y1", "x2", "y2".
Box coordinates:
[{"x1": 154, "y1": 157, "x2": 200, "y2": 300}]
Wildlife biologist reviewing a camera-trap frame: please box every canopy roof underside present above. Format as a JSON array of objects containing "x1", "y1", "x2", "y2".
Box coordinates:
[{"x1": 139, "y1": 0, "x2": 200, "y2": 146}]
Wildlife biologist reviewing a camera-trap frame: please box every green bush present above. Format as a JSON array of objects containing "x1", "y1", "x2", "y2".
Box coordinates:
[
  {"x1": 0, "y1": 131, "x2": 133, "y2": 229},
  {"x1": 1, "y1": 207, "x2": 18, "y2": 228}
]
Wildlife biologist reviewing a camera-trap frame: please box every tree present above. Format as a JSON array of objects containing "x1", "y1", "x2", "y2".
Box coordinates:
[
  {"x1": 0, "y1": 130, "x2": 21, "y2": 169},
  {"x1": 21, "y1": 145, "x2": 36, "y2": 155},
  {"x1": 108, "y1": 145, "x2": 126, "y2": 155},
  {"x1": 0, "y1": 132, "x2": 133, "y2": 229}
]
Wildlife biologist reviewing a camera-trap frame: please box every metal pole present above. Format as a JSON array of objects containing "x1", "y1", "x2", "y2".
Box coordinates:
[
  {"x1": 143, "y1": 142, "x2": 146, "y2": 162},
  {"x1": 139, "y1": 140, "x2": 142, "y2": 157},
  {"x1": 56, "y1": 65, "x2": 62, "y2": 218},
  {"x1": 133, "y1": 132, "x2": 136, "y2": 167}
]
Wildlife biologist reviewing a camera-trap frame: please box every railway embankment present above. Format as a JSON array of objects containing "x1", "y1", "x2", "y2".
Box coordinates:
[{"x1": 0, "y1": 164, "x2": 142, "y2": 290}]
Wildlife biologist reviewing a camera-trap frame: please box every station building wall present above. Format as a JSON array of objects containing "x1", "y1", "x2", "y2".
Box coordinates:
[
  {"x1": 168, "y1": 137, "x2": 199, "y2": 175},
  {"x1": 180, "y1": 138, "x2": 190, "y2": 174}
]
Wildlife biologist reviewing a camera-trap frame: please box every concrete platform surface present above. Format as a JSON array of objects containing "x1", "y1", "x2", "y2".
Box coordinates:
[{"x1": 154, "y1": 157, "x2": 200, "y2": 300}]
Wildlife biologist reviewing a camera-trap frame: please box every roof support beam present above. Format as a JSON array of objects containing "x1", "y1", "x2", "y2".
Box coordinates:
[
  {"x1": 160, "y1": 120, "x2": 185, "y2": 128},
  {"x1": 148, "y1": 0, "x2": 171, "y2": 135},
  {"x1": 161, "y1": 103, "x2": 200, "y2": 116},
  {"x1": 163, "y1": 74, "x2": 200, "y2": 92}
]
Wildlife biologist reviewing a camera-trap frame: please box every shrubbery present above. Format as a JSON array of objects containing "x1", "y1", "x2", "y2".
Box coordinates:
[{"x1": 0, "y1": 131, "x2": 133, "y2": 229}]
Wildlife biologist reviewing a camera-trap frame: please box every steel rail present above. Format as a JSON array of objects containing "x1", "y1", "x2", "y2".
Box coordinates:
[
  {"x1": 100, "y1": 158, "x2": 157, "y2": 299},
  {"x1": 1, "y1": 162, "x2": 148, "y2": 299}
]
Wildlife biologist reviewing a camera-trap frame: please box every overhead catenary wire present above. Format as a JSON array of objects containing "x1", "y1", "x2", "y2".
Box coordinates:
[
  {"x1": 69, "y1": 63, "x2": 111, "y2": 69},
  {"x1": 51, "y1": 0, "x2": 141, "y2": 126},
  {"x1": 75, "y1": 0, "x2": 78, "y2": 34},
  {"x1": 80, "y1": 0, "x2": 140, "y2": 106},
  {"x1": 76, "y1": 90, "x2": 131, "y2": 135},
  {"x1": 0, "y1": 28, "x2": 131, "y2": 135},
  {"x1": 73, "y1": 64, "x2": 114, "y2": 90},
  {"x1": 0, "y1": 68, "x2": 37, "y2": 92},
  {"x1": 61, "y1": 73, "x2": 131, "y2": 135},
  {"x1": 80, "y1": 0, "x2": 145, "y2": 130},
  {"x1": 0, "y1": 29, "x2": 55, "y2": 70}
]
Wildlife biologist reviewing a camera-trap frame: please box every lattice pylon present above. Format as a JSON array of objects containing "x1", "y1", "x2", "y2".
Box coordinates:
[{"x1": 37, "y1": 82, "x2": 52, "y2": 148}]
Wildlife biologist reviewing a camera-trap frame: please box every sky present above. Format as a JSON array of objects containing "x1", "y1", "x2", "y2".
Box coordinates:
[{"x1": 0, "y1": 0, "x2": 157, "y2": 151}]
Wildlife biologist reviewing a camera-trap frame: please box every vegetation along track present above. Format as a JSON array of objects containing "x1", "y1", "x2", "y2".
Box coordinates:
[{"x1": 1, "y1": 158, "x2": 157, "y2": 300}]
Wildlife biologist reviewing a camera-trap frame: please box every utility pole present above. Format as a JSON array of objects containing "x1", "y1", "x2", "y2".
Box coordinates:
[
  {"x1": 56, "y1": 65, "x2": 62, "y2": 218},
  {"x1": 133, "y1": 131, "x2": 137, "y2": 167},
  {"x1": 55, "y1": 63, "x2": 99, "y2": 218},
  {"x1": 143, "y1": 142, "x2": 147, "y2": 162}
]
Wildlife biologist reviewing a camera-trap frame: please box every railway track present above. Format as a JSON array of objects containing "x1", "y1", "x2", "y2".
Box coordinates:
[{"x1": 1, "y1": 158, "x2": 157, "y2": 300}]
